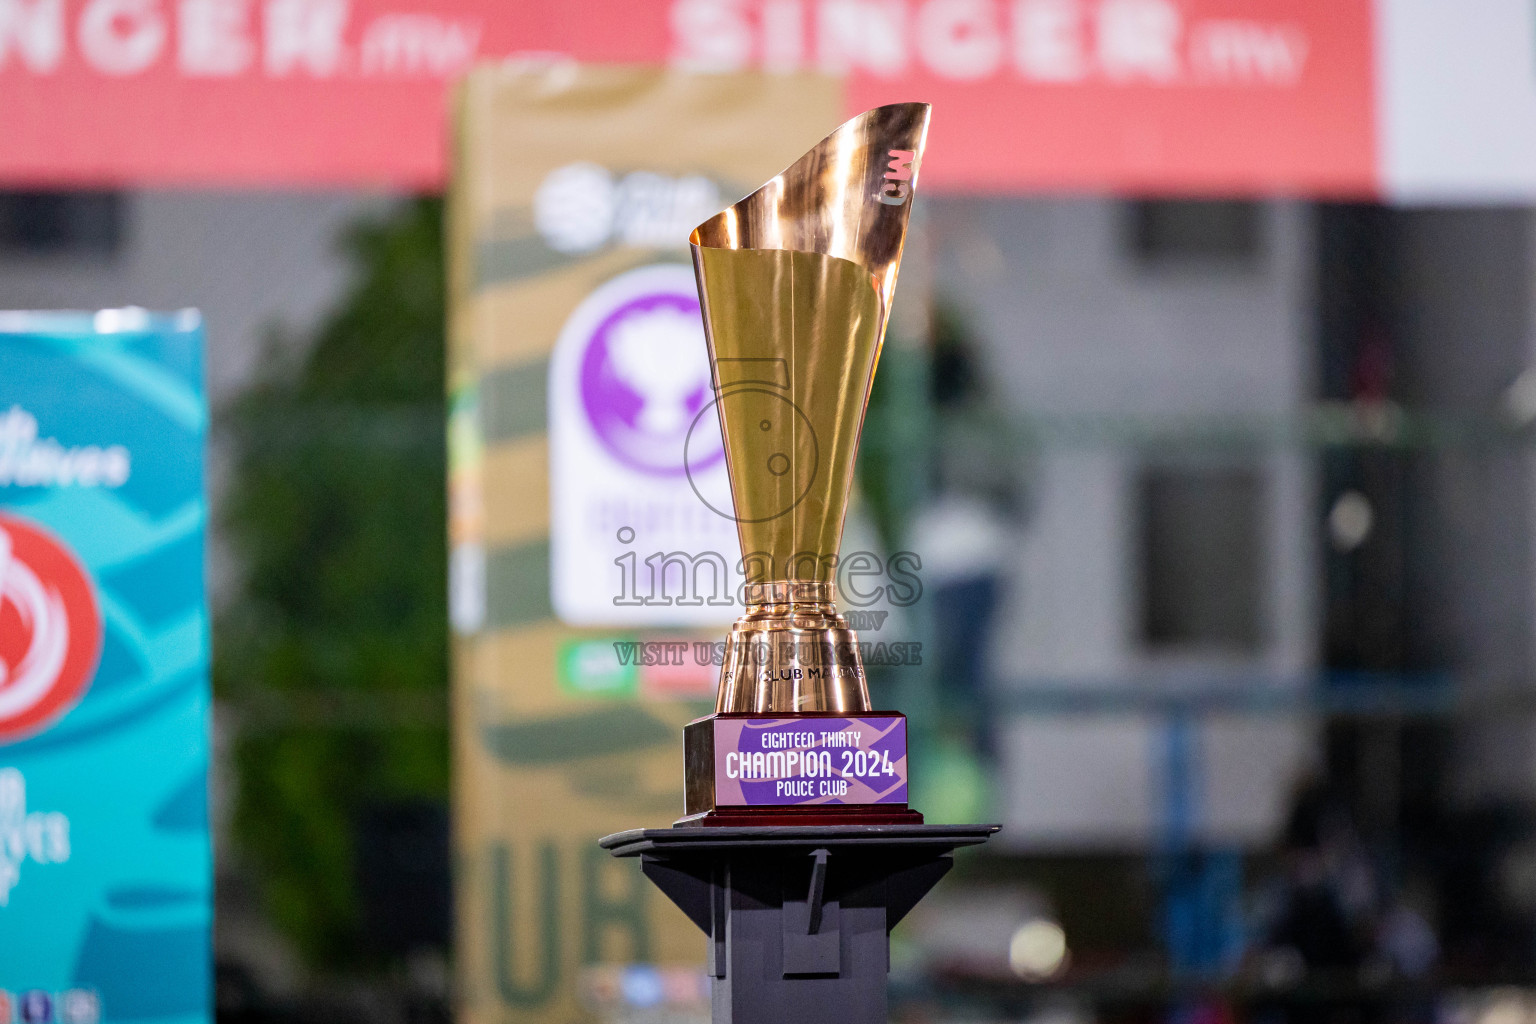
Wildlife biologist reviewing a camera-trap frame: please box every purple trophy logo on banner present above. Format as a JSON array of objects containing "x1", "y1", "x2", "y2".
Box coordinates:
[{"x1": 579, "y1": 288, "x2": 724, "y2": 477}]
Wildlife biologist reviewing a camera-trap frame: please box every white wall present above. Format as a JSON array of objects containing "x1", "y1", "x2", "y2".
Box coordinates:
[
  {"x1": 0, "y1": 189, "x2": 395, "y2": 606},
  {"x1": 927, "y1": 196, "x2": 1319, "y2": 850},
  {"x1": 0, "y1": 190, "x2": 391, "y2": 404}
]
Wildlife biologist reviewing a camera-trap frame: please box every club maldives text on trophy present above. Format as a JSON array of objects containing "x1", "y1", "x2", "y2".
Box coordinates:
[{"x1": 680, "y1": 103, "x2": 930, "y2": 826}]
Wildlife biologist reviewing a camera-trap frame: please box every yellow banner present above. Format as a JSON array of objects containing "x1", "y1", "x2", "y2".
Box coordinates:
[{"x1": 447, "y1": 65, "x2": 841, "y2": 1024}]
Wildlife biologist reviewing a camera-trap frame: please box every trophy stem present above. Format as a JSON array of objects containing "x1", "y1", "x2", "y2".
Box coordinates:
[{"x1": 716, "y1": 580, "x2": 872, "y2": 715}]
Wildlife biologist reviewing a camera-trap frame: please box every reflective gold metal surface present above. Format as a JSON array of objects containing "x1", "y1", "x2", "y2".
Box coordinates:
[{"x1": 691, "y1": 103, "x2": 930, "y2": 715}]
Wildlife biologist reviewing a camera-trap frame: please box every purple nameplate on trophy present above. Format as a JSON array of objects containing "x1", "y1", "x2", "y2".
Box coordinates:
[{"x1": 711, "y1": 716, "x2": 908, "y2": 807}]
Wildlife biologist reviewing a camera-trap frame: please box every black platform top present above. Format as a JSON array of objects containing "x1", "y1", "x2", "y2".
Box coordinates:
[{"x1": 601, "y1": 823, "x2": 1000, "y2": 857}]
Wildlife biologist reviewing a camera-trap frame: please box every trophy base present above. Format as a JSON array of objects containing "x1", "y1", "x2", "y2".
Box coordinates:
[
  {"x1": 683, "y1": 711, "x2": 917, "y2": 824},
  {"x1": 603, "y1": 820, "x2": 999, "y2": 1024},
  {"x1": 675, "y1": 805, "x2": 925, "y2": 828}
]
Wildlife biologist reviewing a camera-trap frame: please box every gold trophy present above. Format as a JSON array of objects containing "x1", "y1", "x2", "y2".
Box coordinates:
[
  {"x1": 680, "y1": 103, "x2": 930, "y2": 826},
  {"x1": 602, "y1": 104, "x2": 997, "y2": 1020}
]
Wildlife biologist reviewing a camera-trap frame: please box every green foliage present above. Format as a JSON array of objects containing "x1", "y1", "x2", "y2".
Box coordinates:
[
  {"x1": 215, "y1": 197, "x2": 448, "y2": 967},
  {"x1": 857, "y1": 342, "x2": 930, "y2": 551},
  {"x1": 857, "y1": 301, "x2": 983, "y2": 548}
]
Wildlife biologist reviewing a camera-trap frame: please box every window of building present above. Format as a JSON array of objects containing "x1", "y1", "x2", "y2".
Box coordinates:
[
  {"x1": 1138, "y1": 466, "x2": 1264, "y2": 653},
  {"x1": 0, "y1": 191, "x2": 124, "y2": 257},
  {"x1": 1128, "y1": 199, "x2": 1263, "y2": 269}
]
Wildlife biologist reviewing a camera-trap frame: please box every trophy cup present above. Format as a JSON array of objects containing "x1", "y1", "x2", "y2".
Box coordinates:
[
  {"x1": 603, "y1": 105, "x2": 997, "y2": 1024},
  {"x1": 679, "y1": 102, "x2": 931, "y2": 826}
]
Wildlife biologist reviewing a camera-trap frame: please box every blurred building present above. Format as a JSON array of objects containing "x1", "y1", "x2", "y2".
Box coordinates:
[
  {"x1": 0, "y1": 189, "x2": 388, "y2": 599},
  {"x1": 925, "y1": 196, "x2": 1536, "y2": 866},
  {"x1": 0, "y1": 190, "x2": 381, "y2": 402},
  {"x1": 928, "y1": 196, "x2": 1317, "y2": 849}
]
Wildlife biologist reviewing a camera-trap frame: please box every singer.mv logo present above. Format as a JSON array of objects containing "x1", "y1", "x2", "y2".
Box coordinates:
[{"x1": 877, "y1": 150, "x2": 916, "y2": 206}]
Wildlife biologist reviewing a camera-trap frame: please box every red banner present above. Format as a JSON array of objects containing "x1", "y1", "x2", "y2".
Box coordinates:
[{"x1": 0, "y1": 0, "x2": 1374, "y2": 193}]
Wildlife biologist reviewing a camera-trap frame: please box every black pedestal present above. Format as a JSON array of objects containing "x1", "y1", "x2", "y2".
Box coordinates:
[{"x1": 600, "y1": 824, "x2": 998, "y2": 1024}]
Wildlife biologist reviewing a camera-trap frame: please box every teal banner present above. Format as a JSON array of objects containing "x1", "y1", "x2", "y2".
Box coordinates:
[{"x1": 0, "y1": 311, "x2": 210, "y2": 1024}]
